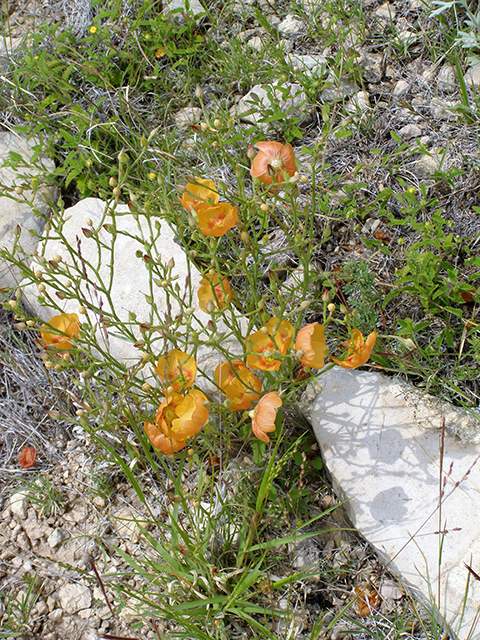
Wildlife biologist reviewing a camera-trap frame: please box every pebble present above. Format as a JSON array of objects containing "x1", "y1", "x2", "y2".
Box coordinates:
[
  {"x1": 57, "y1": 583, "x2": 92, "y2": 614},
  {"x1": 398, "y1": 123, "x2": 422, "y2": 139},
  {"x1": 48, "y1": 527, "x2": 70, "y2": 549},
  {"x1": 8, "y1": 492, "x2": 29, "y2": 520},
  {"x1": 173, "y1": 107, "x2": 202, "y2": 129},
  {"x1": 464, "y1": 62, "x2": 480, "y2": 89},
  {"x1": 374, "y1": 2, "x2": 396, "y2": 21},
  {"x1": 392, "y1": 80, "x2": 409, "y2": 97},
  {"x1": 278, "y1": 14, "x2": 304, "y2": 36}
]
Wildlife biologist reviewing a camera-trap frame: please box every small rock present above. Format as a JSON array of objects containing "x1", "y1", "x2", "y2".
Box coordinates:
[
  {"x1": 35, "y1": 600, "x2": 49, "y2": 616},
  {"x1": 357, "y1": 52, "x2": 383, "y2": 84},
  {"x1": 437, "y1": 64, "x2": 457, "y2": 92},
  {"x1": 414, "y1": 150, "x2": 442, "y2": 177},
  {"x1": 57, "y1": 584, "x2": 92, "y2": 614},
  {"x1": 398, "y1": 124, "x2": 422, "y2": 139},
  {"x1": 247, "y1": 36, "x2": 265, "y2": 51},
  {"x1": 164, "y1": 0, "x2": 204, "y2": 20},
  {"x1": 392, "y1": 80, "x2": 409, "y2": 97},
  {"x1": 174, "y1": 106, "x2": 202, "y2": 129},
  {"x1": 49, "y1": 608, "x2": 63, "y2": 622},
  {"x1": 346, "y1": 90, "x2": 370, "y2": 114},
  {"x1": 374, "y1": 2, "x2": 396, "y2": 21},
  {"x1": 288, "y1": 53, "x2": 326, "y2": 77},
  {"x1": 430, "y1": 98, "x2": 459, "y2": 121},
  {"x1": 233, "y1": 82, "x2": 311, "y2": 126},
  {"x1": 396, "y1": 29, "x2": 417, "y2": 45},
  {"x1": 464, "y1": 63, "x2": 480, "y2": 89},
  {"x1": 0, "y1": 133, "x2": 55, "y2": 290},
  {"x1": 278, "y1": 14, "x2": 304, "y2": 37},
  {"x1": 111, "y1": 507, "x2": 143, "y2": 543},
  {"x1": 320, "y1": 75, "x2": 357, "y2": 101},
  {"x1": 48, "y1": 528, "x2": 70, "y2": 549},
  {"x1": 8, "y1": 492, "x2": 29, "y2": 520}
]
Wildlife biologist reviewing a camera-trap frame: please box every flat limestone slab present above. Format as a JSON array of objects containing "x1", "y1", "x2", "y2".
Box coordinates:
[
  {"x1": 309, "y1": 368, "x2": 480, "y2": 639},
  {"x1": 22, "y1": 198, "x2": 244, "y2": 394}
]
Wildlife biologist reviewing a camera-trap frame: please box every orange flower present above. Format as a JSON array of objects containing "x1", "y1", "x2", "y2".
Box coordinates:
[
  {"x1": 40, "y1": 313, "x2": 79, "y2": 350},
  {"x1": 179, "y1": 178, "x2": 219, "y2": 213},
  {"x1": 250, "y1": 141, "x2": 297, "y2": 187},
  {"x1": 331, "y1": 329, "x2": 377, "y2": 369},
  {"x1": 295, "y1": 323, "x2": 328, "y2": 369},
  {"x1": 198, "y1": 272, "x2": 232, "y2": 312},
  {"x1": 18, "y1": 446, "x2": 37, "y2": 469},
  {"x1": 245, "y1": 318, "x2": 294, "y2": 371},
  {"x1": 155, "y1": 349, "x2": 197, "y2": 392},
  {"x1": 145, "y1": 389, "x2": 209, "y2": 454},
  {"x1": 250, "y1": 391, "x2": 282, "y2": 443},
  {"x1": 215, "y1": 361, "x2": 262, "y2": 411},
  {"x1": 196, "y1": 202, "x2": 238, "y2": 237}
]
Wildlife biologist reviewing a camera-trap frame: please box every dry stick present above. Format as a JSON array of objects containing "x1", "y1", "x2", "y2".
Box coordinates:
[{"x1": 88, "y1": 555, "x2": 115, "y2": 617}]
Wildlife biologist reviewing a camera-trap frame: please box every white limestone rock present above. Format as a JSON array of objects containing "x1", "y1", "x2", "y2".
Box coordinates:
[
  {"x1": 164, "y1": 0, "x2": 204, "y2": 20},
  {"x1": 22, "y1": 198, "x2": 243, "y2": 396},
  {"x1": 437, "y1": 64, "x2": 457, "y2": 92},
  {"x1": 232, "y1": 82, "x2": 311, "y2": 127},
  {"x1": 464, "y1": 63, "x2": 480, "y2": 89},
  {"x1": 57, "y1": 584, "x2": 92, "y2": 614},
  {"x1": 278, "y1": 14, "x2": 304, "y2": 37},
  {"x1": 320, "y1": 75, "x2": 357, "y2": 101},
  {"x1": 0, "y1": 133, "x2": 54, "y2": 291},
  {"x1": 174, "y1": 106, "x2": 202, "y2": 129},
  {"x1": 8, "y1": 491, "x2": 29, "y2": 520},
  {"x1": 374, "y1": 2, "x2": 396, "y2": 21},
  {"x1": 309, "y1": 368, "x2": 480, "y2": 639},
  {"x1": 392, "y1": 79, "x2": 409, "y2": 97},
  {"x1": 288, "y1": 53, "x2": 327, "y2": 78}
]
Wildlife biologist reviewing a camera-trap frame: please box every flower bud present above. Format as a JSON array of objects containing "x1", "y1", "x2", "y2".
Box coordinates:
[
  {"x1": 52, "y1": 255, "x2": 62, "y2": 263},
  {"x1": 299, "y1": 300, "x2": 310, "y2": 310},
  {"x1": 322, "y1": 289, "x2": 330, "y2": 302},
  {"x1": 76, "y1": 409, "x2": 85, "y2": 417},
  {"x1": 200, "y1": 122, "x2": 209, "y2": 131},
  {"x1": 79, "y1": 306, "x2": 87, "y2": 314},
  {"x1": 240, "y1": 231, "x2": 249, "y2": 243},
  {"x1": 247, "y1": 144, "x2": 256, "y2": 160},
  {"x1": 26, "y1": 320, "x2": 36, "y2": 327},
  {"x1": 54, "y1": 363, "x2": 62, "y2": 371},
  {"x1": 37, "y1": 283, "x2": 46, "y2": 293},
  {"x1": 14, "y1": 186, "x2": 23, "y2": 195},
  {"x1": 45, "y1": 361, "x2": 54, "y2": 369},
  {"x1": 118, "y1": 149, "x2": 128, "y2": 164},
  {"x1": 112, "y1": 187, "x2": 121, "y2": 198},
  {"x1": 327, "y1": 303, "x2": 336, "y2": 313},
  {"x1": 34, "y1": 270, "x2": 43, "y2": 279},
  {"x1": 300, "y1": 175, "x2": 309, "y2": 184},
  {"x1": 167, "y1": 257, "x2": 175, "y2": 269},
  {"x1": 260, "y1": 326, "x2": 269, "y2": 334},
  {"x1": 260, "y1": 203, "x2": 269, "y2": 213},
  {"x1": 295, "y1": 350, "x2": 305, "y2": 359},
  {"x1": 195, "y1": 85, "x2": 203, "y2": 99},
  {"x1": 142, "y1": 382, "x2": 152, "y2": 392}
]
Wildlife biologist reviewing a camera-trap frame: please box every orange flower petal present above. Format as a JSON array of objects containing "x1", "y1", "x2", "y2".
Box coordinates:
[
  {"x1": 179, "y1": 178, "x2": 219, "y2": 212},
  {"x1": 295, "y1": 323, "x2": 328, "y2": 369},
  {"x1": 18, "y1": 446, "x2": 37, "y2": 469},
  {"x1": 198, "y1": 272, "x2": 232, "y2": 311},
  {"x1": 250, "y1": 141, "x2": 297, "y2": 186},
  {"x1": 145, "y1": 421, "x2": 186, "y2": 453},
  {"x1": 196, "y1": 202, "x2": 238, "y2": 237},
  {"x1": 215, "y1": 361, "x2": 262, "y2": 411},
  {"x1": 155, "y1": 349, "x2": 197, "y2": 392},
  {"x1": 245, "y1": 318, "x2": 294, "y2": 371},
  {"x1": 331, "y1": 329, "x2": 377, "y2": 369},
  {"x1": 40, "y1": 313, "x2": 80, "y2": 350},
  {"x1": 251, "y1": 391, "x2": 282, "y2": 443}
]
